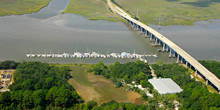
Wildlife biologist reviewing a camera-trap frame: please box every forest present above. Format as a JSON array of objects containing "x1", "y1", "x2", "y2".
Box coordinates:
[
  {"x1": 0, "y1": 60, "x2": 19, "y2": 69},
  {"x1": 0, "y1": 61, "x2": 82, "y2": 109},
  {"x1": 199, "y1": 60, "x2": 220, "y2": 79},
  {"x1": 151, "y1": 63, "x2": 220, "y2": 110}
]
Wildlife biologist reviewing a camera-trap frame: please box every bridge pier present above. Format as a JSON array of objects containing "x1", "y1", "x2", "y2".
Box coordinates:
[
  {"x1": 181, "y1": 58, "x2": 183, "y2": 63},
  {"x1": 155, "y1": 38, "x2": 158, "y2": 45},
  {"x1": 166, "y1": 47, "x2": 169, "y2": 52},
  {"x1": 153, "y1": 37, "x2": 156, "y2": 42},
  {"x1": 173, "y1": 52, "x2": 176, "y2": 58},
  {"x1": 169, "y1": 50, "x2": 172, "y2": 58},
  {"x1": 186, "y1": 62, "x2": 188, "y2": 67},
  {"x1": 195, "y1": 70, "x2": 198, "y2": 76},
  {"x1": 144, "y1": 32, "x2": 147, "y2": 37},
  {"x1": 176, "y1": 54, "x2": 179, "y2": 63},
  {"x1": 206, "y1": 79, "x2": 209, "y2": 85},
  {"x1": 132, "y1": 23, "x2": 136, "y2": 28},
  {"x1": 136, "y1": 25, "x2": 139, "y2": 31},
  {"x1": 150, "y1": 34, "x2": 153, "y2": 42},
  {"x1": 163, "y1": 44, "x2": 166, "y2": 52},
  {"x1": 146, "y1": 32, "x2": 150, "y2": 38},
  {"x1": 158, "y1": 40, "x2": 161, "y2": 45}
]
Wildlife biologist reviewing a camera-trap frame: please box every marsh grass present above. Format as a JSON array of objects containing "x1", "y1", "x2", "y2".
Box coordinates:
[
  {"x1": 115, "y1": 0, "x2": 220, "y2": 25},
  {"x1": 0, "y1": 0, "x2": 50, "y2": 16},
  {"x1": 63, "y1": 0, "x2": 124, "y2": 22}
]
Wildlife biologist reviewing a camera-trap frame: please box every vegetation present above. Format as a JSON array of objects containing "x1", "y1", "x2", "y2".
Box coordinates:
[
  {"x1": 0, "y1": 60, "x2": 19, "y2": 69},
  {"x1": 152, "y1": 63, "x2": 220, "y2": 109},
  {"x1": 63, "y1": 0, "x2": 123, "y2": 22},
  {"x1": 1, "y1": 61, "x2": 219, "y2": 109},
  {"x1": 0, "y1": 62, "x2": 82, "y2": 109},
  {"x1": 115, "y1": 0, "x2": 220, "y2": 25},
  {"x1": 199, "y1": 60, "x2": 220, "y2": 79},
  {"x1": 90, "y1": 60, "x2": 152, "y2": 87},
  {"x1": 0, "y1": 0, "x2": 50, "y2": 16}
]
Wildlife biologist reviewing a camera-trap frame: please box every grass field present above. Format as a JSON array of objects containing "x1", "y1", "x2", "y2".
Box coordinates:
[
  {"x1": 0, "y1": 0, "x2": 50, "y2": 16},
  {"x1": 55, "y1": 64, "x2": 144, "y2": 105},
  {"x1": 114, "y1": 0, "x2": 220, "y2": 25},
  {"x1": 63, "y1": 0, "x2": 123, "y2": 22}
]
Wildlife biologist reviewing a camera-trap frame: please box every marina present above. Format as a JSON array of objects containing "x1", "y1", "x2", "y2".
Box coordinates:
[{"x1": 26, "y1": 51, "x2": 157, "y2": 63}]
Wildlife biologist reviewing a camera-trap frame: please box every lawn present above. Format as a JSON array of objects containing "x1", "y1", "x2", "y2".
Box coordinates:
[
  {"x1": 0, "y1": 0, "x2": 50, "y2": 16},
  {"x1": 114, "y1": 0, "x2": 220, "y2": 25},
  {"x1": 63, "y1": 0, "x2": 123, "y2": 22},
  {"x1": 56, "y1": 64, "x2": 144, "y2": 105}
]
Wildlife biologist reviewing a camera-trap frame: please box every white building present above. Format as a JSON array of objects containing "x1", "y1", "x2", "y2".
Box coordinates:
[{"x1": 148, "y1": 78, "x2": 183, "y2": 94}]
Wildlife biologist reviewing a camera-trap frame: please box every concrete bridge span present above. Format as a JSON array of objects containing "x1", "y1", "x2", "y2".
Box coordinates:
[{"x1": 107, "y1": 0, "x2": 220, "y2": 92}]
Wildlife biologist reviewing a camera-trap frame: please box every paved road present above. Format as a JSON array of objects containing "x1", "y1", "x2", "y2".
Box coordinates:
[{"x1": 107, "y1": 0, "x2": 220, "y2": 91}]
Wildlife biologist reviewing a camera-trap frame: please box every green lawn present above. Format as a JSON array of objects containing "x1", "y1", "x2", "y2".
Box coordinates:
[
  {"x1": 63, "y1": 0, "x2": 123, "y2": 22},
  {"x1": 0, "y1": 0, "x2": 50, "y2": 16},
  {"x1": 114, "y1": 0, "x2": 220, "y2": 25}
]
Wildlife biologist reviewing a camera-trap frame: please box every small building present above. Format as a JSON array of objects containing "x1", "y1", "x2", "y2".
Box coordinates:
[
  {"x1": 1, "y1": 74, "x2": 12, "y2": 82},
  {"x1": 148, "y1": 78, "x2": 183, "y2": 94}
]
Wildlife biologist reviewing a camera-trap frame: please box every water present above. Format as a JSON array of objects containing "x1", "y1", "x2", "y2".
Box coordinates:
[
  {"x1": 0, "y1": 0, "x2": 171, "y2": 64},
  {"x1": 0, "y1": 0, "x2": 219, "y2": 64},
  {"x1": 150, "y1": 20, "x2": 220, "y2": 61}
]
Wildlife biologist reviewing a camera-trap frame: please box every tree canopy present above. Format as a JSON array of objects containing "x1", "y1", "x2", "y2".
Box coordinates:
[{"x1": 0, "y1": 61, "x2": 82, "y2": 109}]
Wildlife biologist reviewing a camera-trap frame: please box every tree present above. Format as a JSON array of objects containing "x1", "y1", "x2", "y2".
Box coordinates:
[
  {"x1": 140, "y1": 80, "x2": 151, "y2": 88},
  {"x1": 0, "y1": 60, "x2": 18, "y2": 69},
  {"x1": 0, "y1": 92, "x2": 11, "y2": 107},
  {"x1": 135, "y1": 72, "x2": 147, "y2": 84},
  {"x1": 84, "y1": 100, "x2": 98, "y2": 110},
  {"x1": 115, "y1": 81, "x2": 122, "y2": 88},
  {"x1": 32, "y1": 89, "x2": 46, "y2": 107},
  {"x1": 54, "y1": 86, "x2": 72, "y2": 107},
  {"x1": 167, "y1": 94, "x2": 178, "y2": 102},
  {"x1": 22, "y1": 91, "x2": 33, "y2": 109},
  {"x1": 46, "y1": 86, "x2": 58, "y2": 105},
  {"x1": 92, "y1": 61, "x2": 106, "y2": 75},
  {"x1": 10, "y1": 90, "x2": 24, "y2": 104}
]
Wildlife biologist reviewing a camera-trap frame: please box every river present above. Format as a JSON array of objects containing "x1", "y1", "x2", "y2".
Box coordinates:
[{"x1": 0, "y1": 0, "x2": 219, "y2": 64}]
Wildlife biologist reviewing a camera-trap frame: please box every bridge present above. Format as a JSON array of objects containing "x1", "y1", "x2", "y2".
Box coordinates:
[{"x1": 107, "y1": 0, "x2": 220, "y2": 93}]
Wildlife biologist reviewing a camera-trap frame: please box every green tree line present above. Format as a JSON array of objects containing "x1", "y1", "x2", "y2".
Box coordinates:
[
  {"x1": 0, "y1": 60, "x2": 19, "y2": 69},
  {"x1": 199, "y1": 60, "x2": 220, "y2": 79}
]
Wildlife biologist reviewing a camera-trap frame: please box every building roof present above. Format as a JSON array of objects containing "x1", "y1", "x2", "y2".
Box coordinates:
[
  {"x1": 148, "y1": 78, "x2": 183, "y2": 94},
  {"x1": 2, "y1": 74, "x2": 12, "y2": 79}
]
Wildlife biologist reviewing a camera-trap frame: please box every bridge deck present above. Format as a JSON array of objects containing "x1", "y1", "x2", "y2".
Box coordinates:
[{"x1": 107, "y1": 0, "x2": 220, "y2": 90}]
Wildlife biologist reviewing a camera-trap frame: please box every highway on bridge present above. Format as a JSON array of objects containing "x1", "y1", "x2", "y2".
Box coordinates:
[{"x1": 107, "y1": 0, "x2": 220, "y2": 92}]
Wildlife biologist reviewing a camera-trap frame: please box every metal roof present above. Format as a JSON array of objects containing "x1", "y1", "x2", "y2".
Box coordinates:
[{"x1": 148, "y1": 78, "x2": 183, "y2": 94}]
